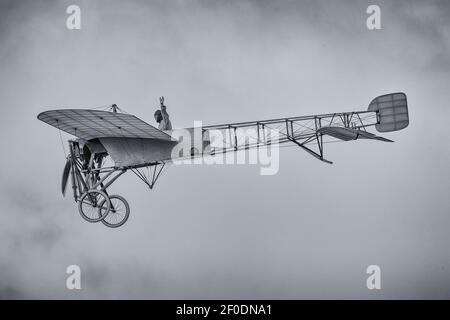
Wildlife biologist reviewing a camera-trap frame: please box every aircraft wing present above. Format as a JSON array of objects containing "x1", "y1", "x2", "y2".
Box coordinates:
[{"x1": 37, "y1": 109, "x2": 172, "y2": 141}]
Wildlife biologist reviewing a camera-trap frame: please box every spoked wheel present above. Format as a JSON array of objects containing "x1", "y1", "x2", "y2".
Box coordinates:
[
  {"x1": 78, "y1": 190, "x2": 111, "y2": 223},
  {"x1": 98, "y1": 195, "x2": 130, "y2": 228}
]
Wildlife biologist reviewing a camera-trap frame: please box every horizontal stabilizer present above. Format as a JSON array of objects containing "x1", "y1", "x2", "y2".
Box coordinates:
[
  {"x1": 356, "y1": 130, "x2": 394, "y2": 142},
  {"x1": 318, "y1": 126, "x2": 393, "y2": 142}
]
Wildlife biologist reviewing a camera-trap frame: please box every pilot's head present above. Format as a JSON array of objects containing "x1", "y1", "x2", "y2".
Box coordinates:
[{"x1": 154, "y1": 110, "x2": 162, "y2": 123}]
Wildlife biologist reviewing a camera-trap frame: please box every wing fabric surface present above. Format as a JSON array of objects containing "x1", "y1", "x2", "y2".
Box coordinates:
[{"x1": 38, "y1": 109, "x2": 172, "y2": 141}]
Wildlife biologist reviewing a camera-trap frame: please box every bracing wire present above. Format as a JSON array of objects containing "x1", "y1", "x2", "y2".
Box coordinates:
[{"x1": 56, "y1": 120, "x2": 67, "y2": 157}]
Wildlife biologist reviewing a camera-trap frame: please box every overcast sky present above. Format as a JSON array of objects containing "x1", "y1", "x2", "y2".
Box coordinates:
[{"x1": 0, "y1": 0, "x2": 450, "y2": 299}]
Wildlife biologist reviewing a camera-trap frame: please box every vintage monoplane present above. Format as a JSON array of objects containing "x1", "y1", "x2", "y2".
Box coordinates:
[{"x1": 38, "y1": 92, "x2": 409, "y2": 228}]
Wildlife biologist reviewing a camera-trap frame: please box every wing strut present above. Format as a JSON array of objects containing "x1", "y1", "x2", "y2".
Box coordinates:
[{"x1": 130, "y1": 161, "x2": 166, "y2": 189}]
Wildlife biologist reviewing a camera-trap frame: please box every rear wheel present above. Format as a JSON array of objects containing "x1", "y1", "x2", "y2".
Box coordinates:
[
  {"x1": 78, "y1": 190, "x2": 110, "y2": 223},
  {"x1": 98, "y1": 195, "x2": 130, "y2": 228}
]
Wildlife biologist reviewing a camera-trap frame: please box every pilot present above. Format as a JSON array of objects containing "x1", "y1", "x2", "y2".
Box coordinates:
[{"x1": 154, "y1": 96, "x2": 172, "y2": 130}]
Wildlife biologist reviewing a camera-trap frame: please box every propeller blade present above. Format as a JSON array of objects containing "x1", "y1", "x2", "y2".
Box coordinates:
[{"x1": 61, "y1": 158, "x2": 72, "y2": 196}]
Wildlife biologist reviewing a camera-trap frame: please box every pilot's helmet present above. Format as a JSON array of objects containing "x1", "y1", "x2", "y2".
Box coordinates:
[{"x1": 154, "y1": 110, "x2": 162, "y2": 123}]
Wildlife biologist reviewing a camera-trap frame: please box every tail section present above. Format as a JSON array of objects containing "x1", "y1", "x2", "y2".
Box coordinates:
[{"x1": 368, "y1": 92, "x2": 409, "y2": 132}]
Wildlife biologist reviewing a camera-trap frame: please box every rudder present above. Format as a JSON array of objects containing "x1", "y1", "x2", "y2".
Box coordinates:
[{"x1": 368, "y1": 92, "x2": 409, "y2": 132}]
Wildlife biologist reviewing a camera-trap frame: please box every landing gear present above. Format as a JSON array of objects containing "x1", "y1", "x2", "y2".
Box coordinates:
[
  {"x1": 64, "y1": 140, "x2": 132, "y2": 228},
  {"x1": 66, "y1": 140, "x2": 166, "y2": 229},
  {"x1": 98, "y1": 195, "x2": 130, "y2": 228},
  {"x1": 77, "y1": 191, "x2": 130, "y2": 228},
  {"x1": 78, "y1": 190, "x2": 111, "y2": 223}
]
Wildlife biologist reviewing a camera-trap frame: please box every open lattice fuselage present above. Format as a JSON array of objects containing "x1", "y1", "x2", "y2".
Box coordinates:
[{"x1": 198, "y1": 110, "x2": 379, "y2": 161}]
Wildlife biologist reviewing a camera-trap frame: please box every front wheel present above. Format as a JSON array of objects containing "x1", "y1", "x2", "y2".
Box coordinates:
[
  {"x1": 98, "y1": 195, "x2": 130, "y2": 228},
  {"x1": 78, "y1": 190, "x2": 110, "y2": 223}
]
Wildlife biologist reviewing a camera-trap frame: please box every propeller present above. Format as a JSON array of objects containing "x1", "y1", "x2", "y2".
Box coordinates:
[{"x1": 61, "y1": 157, "x2": 72, "y2": 196}]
